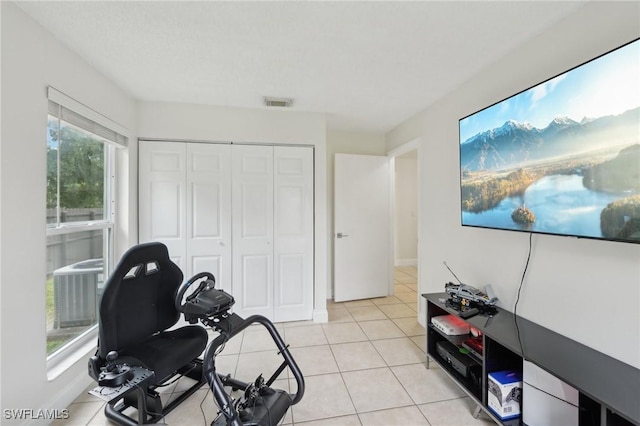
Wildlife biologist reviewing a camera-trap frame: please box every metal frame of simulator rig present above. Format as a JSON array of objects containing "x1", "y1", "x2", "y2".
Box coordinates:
[{"x1": 176, "y1": 272, "x2": 305, "y2": 426}]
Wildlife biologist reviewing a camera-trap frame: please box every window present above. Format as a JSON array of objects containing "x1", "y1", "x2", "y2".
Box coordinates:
[{"x1": 45, "y1": 88, "x2": 127, "y2": 360}]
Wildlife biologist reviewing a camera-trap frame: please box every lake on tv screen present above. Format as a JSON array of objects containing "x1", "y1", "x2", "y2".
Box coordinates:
[{"x1": 462, "y1": 174, "x2": 631, "y2": 238}]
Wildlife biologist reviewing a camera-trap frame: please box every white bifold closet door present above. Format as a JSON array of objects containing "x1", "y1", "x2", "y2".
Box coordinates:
[
  {"x1": 186, "y1": 143, "x2": 233, "y2": 293},
  {"x1": 273, "y1": 146, "x2": 314, "y2": 322},
  {"x1": 232, "y1": 145, "x2": 314, "y2": 322},
  {"x1": 139, "y1": 141, "x2": 313, "y2": 322},
  {"x1": 139, "y1": 141, "x2": 188, "y2": 270},
  {"x1": 139, "y1": 142, "x2": 232, "y2": 289},
  {"x1": 231, "y1": 145, "x2": 274, "y2": 318}
]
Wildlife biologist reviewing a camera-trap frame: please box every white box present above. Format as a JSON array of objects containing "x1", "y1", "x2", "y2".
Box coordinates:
[
  {"x1": 523, "y1": 360, "x2": 578, "y2": 426},
  {"x1": 488, "y1": 370, "x2": 522, "y2": 420},
  {"x1": 431, "y1": 314, "x2": 470, "y2": 335}
]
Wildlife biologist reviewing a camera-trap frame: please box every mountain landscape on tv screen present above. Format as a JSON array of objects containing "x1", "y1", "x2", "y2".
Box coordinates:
[{"x1": 460, "y1": 107, "x2": 640, "y2": 242}]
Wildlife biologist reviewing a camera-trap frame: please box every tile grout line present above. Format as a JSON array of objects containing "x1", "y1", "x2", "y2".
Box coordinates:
[{"x1": 321, "y1": 290, "x2": 427, "y2": 425}]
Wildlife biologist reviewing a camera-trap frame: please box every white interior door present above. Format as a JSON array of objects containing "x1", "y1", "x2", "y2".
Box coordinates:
[
  {"x1": 273, "y1": 146, "x2": 314, "y2": 321},
  {"x1": 334, "y1": 153, "x2": 391, "y2": 302},
  {"x1": 139, "y1": 141, "x2": 187, "y2": 270},
  {"x1": 186, "y1": 143, "x2": 232, "y2": 290},
  {"x1": 232, "y1": 145, "x2": 274, "y2": 318}
]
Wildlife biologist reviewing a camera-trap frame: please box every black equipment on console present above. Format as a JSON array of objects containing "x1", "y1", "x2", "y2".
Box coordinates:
[{"x1": 436, "y1": 340, "x2": 476, "y2": 378}]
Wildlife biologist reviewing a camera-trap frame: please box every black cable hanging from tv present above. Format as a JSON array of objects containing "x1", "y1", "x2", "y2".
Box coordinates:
[{"x1": 513, "y1": 232, "x2": 533, "y2": 359}]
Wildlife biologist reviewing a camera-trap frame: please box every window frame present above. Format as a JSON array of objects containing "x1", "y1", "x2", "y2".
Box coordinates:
[{"x1": 45, "y1": 88, "x2": 125, "y2": 372}]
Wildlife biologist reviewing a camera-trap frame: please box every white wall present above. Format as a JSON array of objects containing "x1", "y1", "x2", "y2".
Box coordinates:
[
  {"x1": 394, "y1": 155, "x2": 418, "y2": 265},
  {"x1": 0, "y1": 2, "x2": 137, "y2": 421},
  {"x1": 326, "y1": 129, "x2": 387, "y2": 298},
  {"x1": 386, "y1": 1, "x2": 640, "y2": 368},
  {"x1": 137, "y1": 101, "x2": 329, "y2": 322}
]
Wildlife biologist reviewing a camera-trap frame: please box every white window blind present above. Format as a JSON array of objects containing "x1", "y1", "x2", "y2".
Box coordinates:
[{"x1": 47, "y1": 86, "x2": 128, "y2": 147}]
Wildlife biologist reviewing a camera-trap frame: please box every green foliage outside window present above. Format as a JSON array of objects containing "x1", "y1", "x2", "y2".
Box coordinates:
[{"x1": 47, "y1": 120, "x2": 105, "y2": 211}]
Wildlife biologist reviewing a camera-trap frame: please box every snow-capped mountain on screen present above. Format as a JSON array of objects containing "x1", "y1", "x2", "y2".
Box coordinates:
[{"x1": 460, "y1": 107, "x2": 639, "y2": 172}]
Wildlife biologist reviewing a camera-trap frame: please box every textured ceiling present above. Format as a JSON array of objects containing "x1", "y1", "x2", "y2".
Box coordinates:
[{"x1": 16, "y1": 1, "x2": 588, "y2": 134}]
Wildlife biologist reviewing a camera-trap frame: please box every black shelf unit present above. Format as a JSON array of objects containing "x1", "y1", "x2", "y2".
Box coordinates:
[
  {"x1": 428, "y1": 324, "x2": 483, "y2": 400},
  {"x1": 426, "y1": 295, "x2": 520, "y2": 425},
  {"x1": 423, "y1": 293, "x2": 640, "y2": 426}
]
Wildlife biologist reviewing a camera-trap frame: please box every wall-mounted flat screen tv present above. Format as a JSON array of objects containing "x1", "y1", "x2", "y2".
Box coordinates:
[{"x1": 459, "y1": 38, "x2": 640, "y2": 244}]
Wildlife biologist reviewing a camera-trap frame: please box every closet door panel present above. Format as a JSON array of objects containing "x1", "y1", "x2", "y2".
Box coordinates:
[
  {"x1": 191, "y1": 255, "x2": 222, "y2": 285},
  {"x1": 149, "y1": 182, "x2": 182, "y2": 238},
  {"x1": 241, "y1": 255, "x2": 271, "y2": 309},
  {"x1": 273, "y1": 146, "x2": 314, "y2": 321},
  {"x1": 277, "y1": 254, "x2": 305, "y2": 305},
  {"x1": 239, "y1": 183, "x2": 271, "y2": 238},
  {"x1": 139, "y1": 141, "x2": 186, "y2": 270},
  {"x1": 232, "y1": 145, "x2": 274, "y2": 318},
  {"x1": 186, "y1": 143, "x2": 232, "y2": 288}
]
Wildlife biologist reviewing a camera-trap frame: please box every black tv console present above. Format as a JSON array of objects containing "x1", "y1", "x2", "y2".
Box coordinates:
[{"x1": 423, "y1": 293, "x2": 640, "y2": 425}]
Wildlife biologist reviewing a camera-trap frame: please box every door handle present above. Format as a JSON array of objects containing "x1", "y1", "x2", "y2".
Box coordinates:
[{"x1": 337, "y1": 232, "x2": 349, "y2": 238}]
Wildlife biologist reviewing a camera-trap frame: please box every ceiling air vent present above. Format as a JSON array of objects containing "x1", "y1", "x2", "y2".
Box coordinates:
[{"x1": 263, "y1": 97, "x2": 294, "y2": 108}]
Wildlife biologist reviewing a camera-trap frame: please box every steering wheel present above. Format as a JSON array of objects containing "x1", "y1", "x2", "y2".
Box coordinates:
[{"x1": 175, "y1": 271, "x2": 216, "y2": 312}]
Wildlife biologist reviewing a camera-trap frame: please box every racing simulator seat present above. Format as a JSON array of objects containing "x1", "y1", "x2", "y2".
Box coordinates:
[{"x1": 88, "y1": 242, "x2": 208, "y2": 425}]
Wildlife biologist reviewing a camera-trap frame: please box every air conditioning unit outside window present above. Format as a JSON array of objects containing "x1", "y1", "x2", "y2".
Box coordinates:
[{"x1": 53, "y1": 258, "x2": 104, "y2": 328}]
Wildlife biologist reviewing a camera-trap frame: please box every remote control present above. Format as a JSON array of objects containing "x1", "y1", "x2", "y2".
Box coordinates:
[{"x1": 460, "y1": 308, "x2": 479, "y2": 319}]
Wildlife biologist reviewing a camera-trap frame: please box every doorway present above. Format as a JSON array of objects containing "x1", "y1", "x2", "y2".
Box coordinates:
[{"x1": 389, "y1": 139, "x2": 419, "y2": 301}]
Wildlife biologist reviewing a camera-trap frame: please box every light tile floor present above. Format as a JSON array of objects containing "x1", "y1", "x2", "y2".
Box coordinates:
[{"x1": 57, "y1": 266, "x2": 495, "y2": 426}]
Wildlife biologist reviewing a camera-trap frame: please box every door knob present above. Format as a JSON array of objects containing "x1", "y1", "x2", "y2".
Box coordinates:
[{"x1": 337, "y1": 232, "x2": 349, "y2": 238}]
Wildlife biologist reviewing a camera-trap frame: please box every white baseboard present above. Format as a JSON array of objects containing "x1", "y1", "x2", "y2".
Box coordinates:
[
  {"x1": 313, "y1": 309, "x2": 328, "y2": 323},
  {"x1": 395, "y1": 258, "x2": 417, "y2": 267}
]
